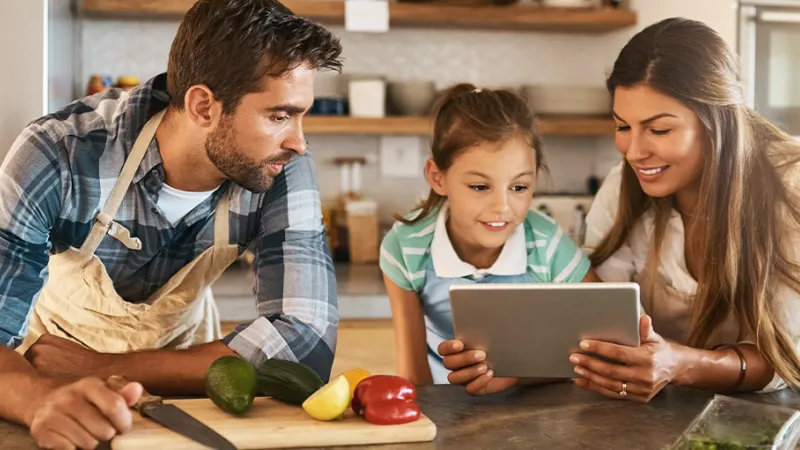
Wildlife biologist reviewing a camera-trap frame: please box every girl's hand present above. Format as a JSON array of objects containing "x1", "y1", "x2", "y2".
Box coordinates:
[
  {"x1": 570, "y1": 315, "x2": 681, "y2": 403},
  {"x1": 438, "y1": 340, "x2": 519, "y2": 396}
]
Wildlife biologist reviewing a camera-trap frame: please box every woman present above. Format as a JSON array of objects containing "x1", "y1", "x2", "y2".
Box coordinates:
[
  {"x1": 574, "y1": 16, "x2": 800, "y2": 401},
  {"x1": 439, "y1": 17, "x2": 800, "y2": 401}
]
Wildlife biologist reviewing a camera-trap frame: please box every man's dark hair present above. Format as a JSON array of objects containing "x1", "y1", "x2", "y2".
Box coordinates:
[{"x1": 167, "y1": 0, "x2": 343, "y2": 113}]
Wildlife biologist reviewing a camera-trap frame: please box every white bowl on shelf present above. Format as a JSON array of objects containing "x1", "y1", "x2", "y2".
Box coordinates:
[{"x1": 521, "y1": 84, "x2": 612, "y2": 116}]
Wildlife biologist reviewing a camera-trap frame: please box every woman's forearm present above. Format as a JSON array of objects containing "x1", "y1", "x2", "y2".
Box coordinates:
[{"x1": 672, "y1": 343, "x2": 776, "y2": 392}]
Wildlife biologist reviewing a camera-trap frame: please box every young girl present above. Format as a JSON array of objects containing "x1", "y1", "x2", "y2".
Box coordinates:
[{"x1": 379, "y1": 83, "x2": 598, "y2": 394}]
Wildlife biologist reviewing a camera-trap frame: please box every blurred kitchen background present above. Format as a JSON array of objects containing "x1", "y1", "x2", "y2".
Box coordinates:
[{"x1": 1, "y1": 0, "x2": 798, "y2": 376}]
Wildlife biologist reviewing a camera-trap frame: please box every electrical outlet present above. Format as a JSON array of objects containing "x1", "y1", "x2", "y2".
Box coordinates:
[{"x1": 379, "y1": 136, "x2": 422, "y2": 177}]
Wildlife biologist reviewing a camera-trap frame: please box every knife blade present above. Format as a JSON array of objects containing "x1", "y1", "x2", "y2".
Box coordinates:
[{"x1": 107, "y1": 375, "x2": 238, "y2": 450}]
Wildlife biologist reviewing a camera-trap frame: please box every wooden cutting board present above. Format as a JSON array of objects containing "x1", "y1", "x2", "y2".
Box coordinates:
[{"x1": 111, "y1": 397, "x2": 437, "y2": 449}]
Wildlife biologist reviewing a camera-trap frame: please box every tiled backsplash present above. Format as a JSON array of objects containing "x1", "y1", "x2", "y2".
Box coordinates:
[
  {"x1": 79, "y1": 19, "x2": 626, "y2": 223},
  {"x1": 79, "y1": 21, "x2": 631, "y2": 94},
  {"x1": 309, "y1": 134, "x2": 620, "y2": 223}
]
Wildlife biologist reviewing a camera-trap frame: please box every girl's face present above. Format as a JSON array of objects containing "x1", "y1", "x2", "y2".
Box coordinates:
[
  {"x1": 612, "y1": 83, "x2": 705, "y2": 209},
  {"x1": 427, "y1": 134, "x2": 537, "y2": 253}
]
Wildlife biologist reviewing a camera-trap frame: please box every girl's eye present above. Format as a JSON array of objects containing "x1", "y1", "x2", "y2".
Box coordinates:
[
  {"x1": 469, "y1": 185, "x2": 488, "y2": 191},
  {"x1": 616, "y1": 125, "x2": 631, "y2": 132},
  {"x1": 650, "y1": 129, "x2": 671, "y2": 136},
  {"x1": 511, "y1": 185, "x2": 529, "y2": 192}
]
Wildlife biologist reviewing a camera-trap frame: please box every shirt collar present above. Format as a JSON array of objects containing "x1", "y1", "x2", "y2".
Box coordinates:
[
  {"x1": 430, "y1": 202, "x2": 527, "y2": 279},
  {"x1": 126, "y1": 73, "x2": 171, "y2": 189}
]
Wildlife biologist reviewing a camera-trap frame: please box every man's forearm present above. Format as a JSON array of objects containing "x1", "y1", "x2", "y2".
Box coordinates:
[
  {"x1": 672, "y1": 343, "x2": 775, "y2": 392},
  {"x1": 105, "y1": 341, "x2": 238, "y2": 395},
  {"x1": 0, "y1": 347, "x2": 62, "y2": 426}
]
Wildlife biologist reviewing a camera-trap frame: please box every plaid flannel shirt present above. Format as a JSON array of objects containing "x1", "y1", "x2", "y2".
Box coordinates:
[{"x1": 0, "y1": 73, "x2": 338, "y2": 379}]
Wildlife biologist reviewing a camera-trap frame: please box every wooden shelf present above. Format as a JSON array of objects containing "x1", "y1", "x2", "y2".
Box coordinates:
[
  {"x1": 303, "y1": 115, "x2": 615, "y2": 136},
  {"x1": 80, "y1": 0, "x2": 192, "y2": 16},
  {"x1": 79, "y1": 0, "x2": 637, "y2": 33},
  {"x1": 305, "y1": 116, "x2": 431, "y2": 135}
]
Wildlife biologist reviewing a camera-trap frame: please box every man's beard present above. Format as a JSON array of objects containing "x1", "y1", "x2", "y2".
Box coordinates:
[{"x1": 205, "y1": 115, "x2": 292, "y2": 193}]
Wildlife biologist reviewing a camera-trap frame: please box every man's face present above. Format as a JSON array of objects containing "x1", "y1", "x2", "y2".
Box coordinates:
[{"x1": 205, "y1": 65, "x2": 315, "y2": 193}]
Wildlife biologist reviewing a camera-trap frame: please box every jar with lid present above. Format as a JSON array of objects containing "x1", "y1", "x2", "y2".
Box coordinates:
[{"x1": 116, "y1": 76, "x2": 140, "y2": 92}]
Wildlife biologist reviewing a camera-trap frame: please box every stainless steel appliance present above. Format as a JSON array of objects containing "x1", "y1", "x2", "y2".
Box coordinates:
[{"x1": 739, "y1": 0, "x2": 800, "y2": 138}]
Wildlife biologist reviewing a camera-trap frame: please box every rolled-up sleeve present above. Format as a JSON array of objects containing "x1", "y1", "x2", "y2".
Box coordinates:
[
  {"x1": 583, "y1": 163, "x2": 637, "y2": 282},
  {"x1": 749, "y1": 229, "x2": 800, "y2": 393},
  {"x1": 223, "y1": 153, "x2": 338, "y2": 381},
  {"x1": 0, "y1": 125, "x2": 62, "y2": 348},
  {"x1": 743, "y1": 282, "x2": 797, "y2": 393}
]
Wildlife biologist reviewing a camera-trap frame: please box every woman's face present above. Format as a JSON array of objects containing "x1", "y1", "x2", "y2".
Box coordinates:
[{"x1": 613, "y1": 83, "x2": 705, "y2": 204}]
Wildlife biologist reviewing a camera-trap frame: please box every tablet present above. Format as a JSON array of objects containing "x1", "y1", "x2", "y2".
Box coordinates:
[{"x1": 449, "y1": 282, "x2": 641, "y2": 379}]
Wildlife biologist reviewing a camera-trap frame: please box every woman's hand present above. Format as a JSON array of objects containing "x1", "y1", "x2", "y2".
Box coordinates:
[
  {"x1": 437, "y1": 340, "x2": 519, "y2": 396},
  {"x1": 570, "y1": 315, "x2": 683, "y2": 403}
]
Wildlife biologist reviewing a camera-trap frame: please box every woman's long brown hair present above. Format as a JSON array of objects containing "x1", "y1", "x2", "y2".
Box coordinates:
[
  {"x1": 589, "y1": 17, "x2": 800, "y2": 388},
  {"x1": 395, "y1": 83, "x2": 545, "y2": 224}
]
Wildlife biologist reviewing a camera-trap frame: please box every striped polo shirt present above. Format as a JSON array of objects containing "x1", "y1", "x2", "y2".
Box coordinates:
[
  {"x1": 379, "y1": 203, "x2": 591, "y2": 384},
  {"x1": 380, "y1": 204, "x2": 591, "y2": 291}
]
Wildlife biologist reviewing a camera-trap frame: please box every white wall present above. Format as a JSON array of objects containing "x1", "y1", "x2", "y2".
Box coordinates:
[
  {"x1": 48, "y1": 0, "x2": 76, "y2": 112},
  {"x1": 75, "y1": 0, "x2": 739, "y2": 223},
  {"x1": 0, "y1": 0, "x2": 48, "y2": 162},
  {"x1": 633, "y1": 0, "x2": 737, "y2": 47},
  {"x1": 595, "y1": 0, "x2": 738, "y2": 84}
]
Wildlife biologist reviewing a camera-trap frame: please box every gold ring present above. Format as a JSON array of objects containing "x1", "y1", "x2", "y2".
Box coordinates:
[{"x1": 619, "y1": 382, "x2": 628, "y2": 397}]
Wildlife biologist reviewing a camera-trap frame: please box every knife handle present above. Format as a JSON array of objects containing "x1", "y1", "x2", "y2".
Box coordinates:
[{"x1": 107, "y1": 375, "x2": 163, "y2": 412}]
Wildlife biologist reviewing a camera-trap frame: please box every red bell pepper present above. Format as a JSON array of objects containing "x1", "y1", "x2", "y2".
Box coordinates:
[
  {"x1": 351, "y1": 375, "x2": 420, "y2": 425},
  {"x1": 363, "y1": 399, "x2": 420, "y2": 425}
]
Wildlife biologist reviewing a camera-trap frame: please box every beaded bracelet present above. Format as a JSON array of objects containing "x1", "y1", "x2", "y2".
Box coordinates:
[{"x1": 713, "y1": 344, "x2": 747, "y2": 392}]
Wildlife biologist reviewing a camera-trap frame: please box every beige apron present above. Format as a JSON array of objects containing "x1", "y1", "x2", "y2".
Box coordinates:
[
  {"x1": 16, "y1": 109, "x2": 240, "y2": 355},
  {"x1": 633, "y1": 261, "x2": 741, "y2": 348}
]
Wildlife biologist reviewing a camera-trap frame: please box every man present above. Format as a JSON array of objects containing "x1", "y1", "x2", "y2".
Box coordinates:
[{"x1": 0, "y1": 0, "x2": 343, "y2": 448}]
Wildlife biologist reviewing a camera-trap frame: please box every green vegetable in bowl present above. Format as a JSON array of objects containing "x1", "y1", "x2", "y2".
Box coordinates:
[{"x1": 676, "y1": 424, "x2": 783, "y2": 450}]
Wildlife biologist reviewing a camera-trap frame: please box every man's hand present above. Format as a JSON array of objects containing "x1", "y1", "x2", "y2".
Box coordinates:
[
  {"x1": 26, "y1": 334, "x2": 117, "y2": 381},
  {"x1": 27, "y1": 377, "x2": 142, "y2": 450}
]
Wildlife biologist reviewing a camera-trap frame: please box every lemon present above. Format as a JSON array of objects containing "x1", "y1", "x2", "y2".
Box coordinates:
[
  {"x1": 302, "y1": 374, "x2": 351, "y2": 421},
  {"x1": 341, "y1": 368, "x2": 371, "y2": 398}
]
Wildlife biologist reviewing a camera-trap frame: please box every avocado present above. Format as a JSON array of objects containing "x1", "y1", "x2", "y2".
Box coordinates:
[{"x1": 205, "y1": 356, "x2": 258, "y2": 416}]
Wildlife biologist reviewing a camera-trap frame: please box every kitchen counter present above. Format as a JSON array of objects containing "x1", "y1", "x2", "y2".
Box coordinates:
[
  {"x1": 212, "y1": 262, "x2": 391, "y2": 321},
  {"x1": 3, "y1": 383, "x2": 799, "y2": 450}
]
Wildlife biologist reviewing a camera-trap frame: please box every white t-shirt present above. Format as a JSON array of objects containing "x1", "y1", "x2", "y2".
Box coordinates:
[
  {"x1": 583, "y1": 162, "x2": 800, "y2": 393},
  {"x1": 156, "y1": 183, "x2": 217, "y2": 226}
]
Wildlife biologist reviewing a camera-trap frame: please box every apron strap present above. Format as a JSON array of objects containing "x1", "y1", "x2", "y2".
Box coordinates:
[
  {"x1": 81, "y1": 109, "x2": 167, "y2": 254},
  {"x1": 213, "y1": 188, "x2": 231, "y2": 246}
]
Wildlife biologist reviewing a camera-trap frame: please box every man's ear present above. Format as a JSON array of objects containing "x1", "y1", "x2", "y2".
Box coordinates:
[
  {"x1": 425, "y1": 158, "x2": 447, "y2": 197},
  {"x1": 184, "y1": 85, "x2": 222, "y2": 128}
]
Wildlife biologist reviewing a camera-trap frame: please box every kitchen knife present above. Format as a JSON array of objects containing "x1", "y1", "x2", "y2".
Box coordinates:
[{"x1": 107, "y1": 375, "x2": 238, "y2": 450}]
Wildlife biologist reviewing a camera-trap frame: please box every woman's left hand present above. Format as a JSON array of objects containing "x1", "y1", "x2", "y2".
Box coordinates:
[{"x1": 570, "y1": 315, "x2": 682, "y2": 403}]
